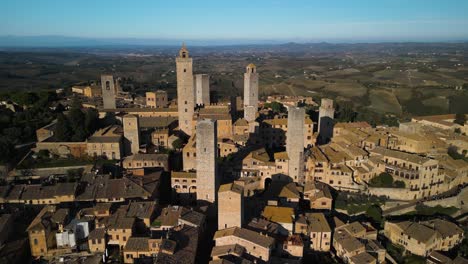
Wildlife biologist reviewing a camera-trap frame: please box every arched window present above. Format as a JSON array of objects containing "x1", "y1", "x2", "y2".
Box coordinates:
[{"x1": 105, "y1": 81, "x2": 110, "y2": 90}]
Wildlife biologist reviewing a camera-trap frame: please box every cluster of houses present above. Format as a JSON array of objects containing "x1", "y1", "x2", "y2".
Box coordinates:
[{"x1": 0, "y1": 44, "x2": 466, "y2": 263}]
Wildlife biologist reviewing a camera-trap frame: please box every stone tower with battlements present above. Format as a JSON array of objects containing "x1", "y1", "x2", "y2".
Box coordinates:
[
  {"x1": 218, "y1": 183, "x2": 244, "y2": 230},
  {"x1": 101, "y1": 74, "x2": 117, "y2": 109},
  {"x1": 195, "y1": 74, "x2": 210, "y2": 106},
  {"x1": 196, "y1": 119, "x2": 218, "y2": 204},
  {"x1": 123, "y1": 114, "x2": 140, "y2": 155},
  {"x1": 318, "y1": 98, "x2": 335, "y2": 144},
  {"x1": 287, "y1": 107, "x2": 305, "y2": 184},
  {"x1": 176, "y1": 44, "x2": 195, "y2": 136},
  {"x1": 243, "y1": 63, "x2": 259, "y2": 122}
]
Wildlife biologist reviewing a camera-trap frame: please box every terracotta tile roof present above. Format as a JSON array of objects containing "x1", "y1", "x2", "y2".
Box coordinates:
[
  {"x1": 262, "y1": 206, "x2": 294, "y2": 224},
  {"x1": 334, "y1": 230, "x2": 364, "y2": 253},
  {"x1": 88, "y1": 228, "x2": 106, "y2": 240},
  {"x1": 350, "y1": 252, "x2": 376, "y2": 264},
  {"x1": 304, "y1": 213, "x2": 331, "y2": 233},
  {"x1": 218, "y1": 183, "x2": 243, "y2": 194},
  {"x1": 214, "y1": 227, "x2": 275, "y2": 249},
  {"x1": 171, "y1": 171, "x2": 196, "y2": 179},
  {"x1": 273, "y1": 151, "x2": 289, "y2": 160},
  {"x1": 211, "y1": 244, "x2": 246, "y2": 258},
  {"x1": 370, "y1": 146, "x2": 432, "y2": 165}
]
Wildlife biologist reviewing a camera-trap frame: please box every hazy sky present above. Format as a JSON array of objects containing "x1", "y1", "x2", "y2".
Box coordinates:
[{"x1": 1, "y1": 0, "x2": 468, "y2": 42}]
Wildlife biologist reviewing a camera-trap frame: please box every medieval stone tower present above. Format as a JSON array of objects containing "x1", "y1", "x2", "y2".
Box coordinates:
[
  {"x1": 196, "y1": 119, "x2": 218, "y2": 204},
  {"x1": 287, "y1": 107, "x2": 305, "y2": 184},
  {"x1": 195, "y1": 74, "x2": 210, "y2": 106},
  {"x1": 123, "y1": 114, "x2": 140, "y2": 155},
  {"x1": 243, "y1": 63, "x2": 259, "y2": 122},
  {"x1": 176, "y1": 43, "x2": 195, "y2": 136},
  {"x1": 218, "y1": 183, "x2": 244, "y2": 230},
  {"x1": 101, "y1": 74, "x2": 117, "y2": 109},
  {"x1": 318, "y1": 98, "x2": 335, "y2": 144}
]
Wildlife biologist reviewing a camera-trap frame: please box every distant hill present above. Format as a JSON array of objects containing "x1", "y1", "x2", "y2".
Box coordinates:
[{"x1": 1, "y1": 36, "x2": 468, "y2": 56}]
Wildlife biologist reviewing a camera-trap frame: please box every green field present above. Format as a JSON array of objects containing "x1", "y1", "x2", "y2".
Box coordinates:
[{"x1": 368, "y1": 89, "x2": 402, "y2": 114}]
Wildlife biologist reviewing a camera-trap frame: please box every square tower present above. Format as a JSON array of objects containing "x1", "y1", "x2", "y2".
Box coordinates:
[
  {"x1": 196, "y1": 119, "x2": 218, "y2": 204},
  {"x1": 243, "y1": 63, "x2": 259, "y2": 122},
  {"x1": 176, "y1": 44, "x2": 195, "y2": 136},
  {"x1": 218, "y1": 183, "x2": 244, "y2": 230},
  {"x1": 287, "y1": 107, "x2": 305, "y2": 184},
  {"x1": 123, "y1": 114, "x2": 140, "y2": 155},
  {"x1": 101, "y1": 75, "x2": 117, "y2": 109},
  {"x1": 318, "y1": 98, "x2": 335, "y2": 144},
  {"x1": 195, "y1": 74, "x2": 210, "y2": 106}
]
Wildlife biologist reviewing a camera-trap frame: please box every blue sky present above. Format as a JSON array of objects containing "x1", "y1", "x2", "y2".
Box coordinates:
[{"x1": 1, "y1": 0, "x2": 468, "y2": 42}]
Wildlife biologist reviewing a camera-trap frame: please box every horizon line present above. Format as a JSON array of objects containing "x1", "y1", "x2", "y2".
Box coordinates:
[{"x1": 1, "y1": 34, "x2": 468, "y2": 47}]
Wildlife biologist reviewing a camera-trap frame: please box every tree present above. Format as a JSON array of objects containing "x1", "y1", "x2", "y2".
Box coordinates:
[
  {"x1": 448, "y1": 146, "x2": 464, "y2": 160},
  {"x1": 12, "y1": 92, "x2": 39, "y2": 106},
  {"x1": 55, "y1": 114, "x2": 72, "y2": 141},
  {"x1": 454, "y1": 113, "x2": 466, "y2": 126},
  {"x1": 68, "y1": 99, "x2": 85, "y2": 132},
  {"x1": 71, "y1": 126, "x2": 87, "y2": 142},
  {"x1": 369, "y1": 172, "x2": 394, "y2": 187},
  {"x1": 265, "y1": 101, "x2": 286, "y2": 113},
  {"x1": 459, "y1": 231, "x2": 468, "y2": 257},
  {"x1": 172, "y1": 138, "x2": 184, "y2": 150},
  {"x1": 84, "y1": 108, "x2": 100, "y2": 135},
  {"x1": 366, "y1": 204, "x2": 383, "y2": 224},
  {"x1": 0, "y1": 138, "x2": 14, "y2": 163},
  {"x1": 394, "y1": 180, "x2": 405, "y2": 188},
  {"x1": 336, "y1": 101, "x2": 357, "y2": 122},
  {"x1": 36, "y1": 149, "x2": 50, "y2": 159}
]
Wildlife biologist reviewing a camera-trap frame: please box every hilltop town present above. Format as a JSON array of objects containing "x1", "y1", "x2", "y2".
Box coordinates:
[{"x1": 0, "y1": 44, "x2": 466, "y2": 264}]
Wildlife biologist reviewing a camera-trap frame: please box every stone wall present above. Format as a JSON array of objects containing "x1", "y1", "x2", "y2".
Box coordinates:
[{"x1": 35, "y1": 142, "x2": 87, "y2": 158}]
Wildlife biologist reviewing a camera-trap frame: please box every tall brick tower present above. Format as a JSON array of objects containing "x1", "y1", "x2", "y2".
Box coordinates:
[
  {"x1": 176, "y1": 43, "x2": 195, "y2": 136},
  {"x1": 101, "y1": 74, "x2": 117, "y2": 109},
  {"x1": 318, "y1": 98, "x2": 335, "y2": 144},
  {"x1": 287, "y1": 107, "x2": 305, "y2": 184},
  {"x1": 123, "y1": 114, "x2": 140, "y2": 155},
  {"x1": 243, "y1": 63, "x2": 259, "y2": 122},
  {"x1": 196, "y1": 119, "x2": 218, "y2": 204}
]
